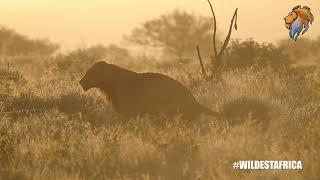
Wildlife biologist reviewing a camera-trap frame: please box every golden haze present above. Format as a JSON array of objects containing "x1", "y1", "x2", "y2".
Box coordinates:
[{"x1": 0, "y1": 0, "x2": 319, "y2": 50}]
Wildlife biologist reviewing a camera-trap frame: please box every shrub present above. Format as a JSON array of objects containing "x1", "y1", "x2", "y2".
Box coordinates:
[
  {"x1": 0, "y1": 68, "x2": 25, "y2": 83},
  {"x1": 223, "y1": 39, "x2": 292, "y2": 69}
]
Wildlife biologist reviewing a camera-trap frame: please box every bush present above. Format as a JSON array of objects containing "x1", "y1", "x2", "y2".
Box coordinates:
[
  {"x1": 278, "y1": 37, "x2": 320, "y2": 64},
  {"x1": 0, "y1": 68, "x2": 26, "y2": 97},
  {"x1": 0, "y1": 68, "x2": 25, "y2": 83},
  {"x1": 55, "y1": 44, "x2": 134, "y2": 80},
  {"x1": 223, "y1": 39, "x2": 292, "y2": 69},
  {"x1": 0, "y1": 27, "x2": 59, "y2": 56}
]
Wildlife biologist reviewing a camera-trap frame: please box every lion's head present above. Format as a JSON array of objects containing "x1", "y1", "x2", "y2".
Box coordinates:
[
  {"x1": 79, "y1": 61, "x2": 114, "y2": 91},
  {"x1": 284, "y1": 11, "x2": 298, "y2": 29},
  {"x1": 284, "y1": 5, "x2": 314, "y2": 29}
]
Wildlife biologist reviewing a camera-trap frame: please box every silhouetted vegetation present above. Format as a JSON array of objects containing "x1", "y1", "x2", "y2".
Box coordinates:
[
  {"x1": 223, "y1": 39, "x2": 292, "y2": 69},
  {"x1": 0, "y1": 27, "x2": 59, "y2": 56},
  {"x1": 127, "y1": 9, "x2": 216, "y2": 64},
  {"x1": 278, "y1": 37, "x2": 320, "y2": 64},
  {"x1": 55, "y1": 44, "x2": 134, "y2": 79}
]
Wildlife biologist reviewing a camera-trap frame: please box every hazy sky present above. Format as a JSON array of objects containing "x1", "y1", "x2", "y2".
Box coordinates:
[{"x1": 0, "y1": 0, "x2": 319, "y2": 50}]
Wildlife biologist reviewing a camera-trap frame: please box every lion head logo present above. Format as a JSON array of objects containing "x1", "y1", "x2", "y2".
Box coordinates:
[{"x1": 284, "y1": 5, "x2": 314, "y2": 41}]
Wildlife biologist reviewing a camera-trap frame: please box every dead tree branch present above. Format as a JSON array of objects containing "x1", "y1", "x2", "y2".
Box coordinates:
[
  {"x1": 196, "y1": 45, "x2": 207, "y2": 79},
  {"x1": 207, "y1": 0, "x2": 218, "y2": 59},
  {"x1": 196, "y1": 0, "x2": 238, "y2": 81},
  {"x1": 217, "y1": 8, "x2": 238, "y2": 60}
]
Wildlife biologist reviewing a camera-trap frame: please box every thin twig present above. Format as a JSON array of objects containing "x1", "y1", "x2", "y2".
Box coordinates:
[
  {"x1": 217, "y1": 8, "x2": 238, "y2": 59},
  {"x1": 196, "y1": 45, "x2": 208, "y2": 79},
  {"x1": 207, "y1": 0, "x2": 218, "y2": 59}
]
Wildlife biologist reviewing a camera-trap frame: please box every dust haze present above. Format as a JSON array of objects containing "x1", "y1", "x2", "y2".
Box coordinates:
[{"x1": 1, "y1": 0, "x2": 319, "y2": 50}]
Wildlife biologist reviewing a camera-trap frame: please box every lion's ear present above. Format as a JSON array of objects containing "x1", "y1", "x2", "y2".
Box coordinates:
[
  {"x1": 99, "y1": 61, "x2": 109, "y2": 65},
  {"x1": 292, "y1": 5, "x2": 301, "y2": 11},
  {"x1": 94, "y1": 61, "x2": 108, "y2": 66},
  {"x1": 303, "y1": 6, "x2": 311, "y2": 10}
]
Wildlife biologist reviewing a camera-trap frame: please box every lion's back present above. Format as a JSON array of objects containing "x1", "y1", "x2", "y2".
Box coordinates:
[
  {"x1": 138, "y1": 72, "x2": 194, "y2": 98},
  {"x1": 119, "y1": 72, "x2": 200, "y2": 115}
]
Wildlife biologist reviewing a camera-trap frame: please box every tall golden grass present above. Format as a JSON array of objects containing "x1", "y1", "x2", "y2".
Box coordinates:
[{"x1": 0, "y1": 61, "x2": 319, "y2": 179}]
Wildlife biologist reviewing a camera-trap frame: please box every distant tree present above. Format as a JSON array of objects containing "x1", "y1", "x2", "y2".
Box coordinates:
[
  {"x1": 56, "y1": 44, "x2": 133, "y2": 78},
  {"x1": 126, "y1": 9, "x2": 215, "y2": 63},
  {"x1": 0, "y1": 27, "x2": 59, "y2": 56},
  {"x1": 223, "y1": 39, "x2": 292, "y2": 69}
]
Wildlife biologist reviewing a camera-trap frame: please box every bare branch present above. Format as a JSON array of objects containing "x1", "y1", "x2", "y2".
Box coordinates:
[
  {"x1": 198, "y1": 1, "x2": 239, "y2": 82},
  {"x1": 207, "y1": 0, "x2": 218, "y2": 59},
  {"x1": 217, "y1": 8, "x2": 238, "y2": 60},
  {"x1": 196, "y1": 45, "x2": 208, "y2": 79}
]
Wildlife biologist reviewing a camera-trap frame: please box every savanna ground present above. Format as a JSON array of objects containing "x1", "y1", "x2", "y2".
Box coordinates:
[
  {"x1": 1, "y1": 11, "x2": 320, "y2": 180},
  {"x1": 1, "y1": 60, "x2": 320, "y2": 180}
]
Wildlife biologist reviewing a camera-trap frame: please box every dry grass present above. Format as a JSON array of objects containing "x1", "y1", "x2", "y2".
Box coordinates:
[{"x1": 0, "y1": 64, "x2": 320, "y2": 180}]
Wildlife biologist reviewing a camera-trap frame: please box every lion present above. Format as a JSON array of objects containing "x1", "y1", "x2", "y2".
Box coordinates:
[
  {"x1": 284, "y1": 5, "x2": 314, "y2": 40},
  {"x1": 79, "y1": 61, "x2": 219, "y2": 119}
]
